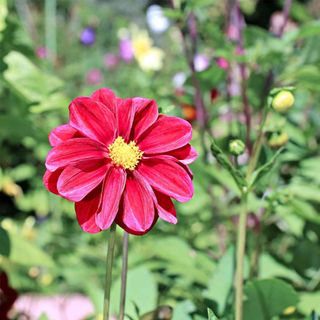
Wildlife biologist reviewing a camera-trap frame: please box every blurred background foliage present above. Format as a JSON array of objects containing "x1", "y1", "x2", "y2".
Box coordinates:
[{"x1": 1, "y1": 0, "x2": 320, "y2": 319}]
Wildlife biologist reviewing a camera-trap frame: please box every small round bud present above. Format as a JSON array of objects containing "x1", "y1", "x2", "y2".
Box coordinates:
[
  {"x1": 268, "y1": 132, "x2": 289, "y2": 149},
  {"x1": 272, "y1": 90, "x2": 294, "y2": 112},
  {"x1": 229, "y1": 139, "x2": 245, "y2": 156}
]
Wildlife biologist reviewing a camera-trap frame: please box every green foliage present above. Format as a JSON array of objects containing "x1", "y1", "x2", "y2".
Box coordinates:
[{"x1": 243, "y1": 279, "x2": 299, "y2": 320}]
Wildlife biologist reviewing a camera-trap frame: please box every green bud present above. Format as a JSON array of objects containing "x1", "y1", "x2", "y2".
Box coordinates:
[
  {"x1": 268, "y1": 132, "x2": 289, "y2": 149},
  {"x1": 272, "y1": 90, "x2": 294, "y2": 113},
  {"x1": 229, "y1": 139, "x2": 245, "y2": 156}
]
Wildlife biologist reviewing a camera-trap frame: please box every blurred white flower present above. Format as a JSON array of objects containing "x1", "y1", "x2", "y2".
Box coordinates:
[
  {"x1": 193, "y1": 54, "x2": 209, "y2": 72},
  {"x1": 172, "y1": 72, "x2": 187, "y2": 88},
  {"x1": 146, "y1": 5, "x2": 170, "y2": 33}
]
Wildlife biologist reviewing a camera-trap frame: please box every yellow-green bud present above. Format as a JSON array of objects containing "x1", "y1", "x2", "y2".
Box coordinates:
[
  {"x1": 272, "y1": 91, "x2": 294, "y2": 112},
  {"x1": 268, "y1": 132, "x2": 289, "y2": 149},
  {"x1": 229, "y1": 139, "x2": 245, "y2": 156}
]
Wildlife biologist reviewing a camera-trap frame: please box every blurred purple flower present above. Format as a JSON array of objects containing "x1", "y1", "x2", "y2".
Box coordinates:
[
  {"x1": 86, "y1": 69, "x2": 103, "y2": 85},
  {"x1": 193, "y1": 54, "x2": 209, "y2": 72},
  {"x1": 119, "y1": 38, "x2": 134, "y2": 62},
  {"x1": 103, "y1": 53, "x2": 119, "y2": 70},
  {"x1": 80, "y1": 27, "x2": 96, "y2": 46},
  {"x1": 36, "y1": 47, "x2": 48, "y2": 59}
]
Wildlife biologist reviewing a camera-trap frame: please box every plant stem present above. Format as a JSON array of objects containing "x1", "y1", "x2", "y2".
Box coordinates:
[
  {"x1": 45, "y1": 0, "x2": 57, "y2": 64},
  {"x1": 103, "y1": 223, "x2": 117, "y2": 320},
  {"x1": 119, "y1": 232, "x2": 129, "y2": 320},
  {"x1": 235, "y1": 192, "x2": 248, "y2": 320}
]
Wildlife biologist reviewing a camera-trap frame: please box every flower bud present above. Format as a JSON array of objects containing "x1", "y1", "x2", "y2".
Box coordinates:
[
  {"x1": 229, "y1": 139, "x2": 245, "y2": 156},
  {"x1": 268, "y1": 132, "x2": 289, "y2": 149},
  {"x1": 272, "y1": 90, "x2": 294, "y2": 112}
]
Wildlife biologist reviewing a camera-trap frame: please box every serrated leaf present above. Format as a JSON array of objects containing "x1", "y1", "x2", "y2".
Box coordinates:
[{"x1": 210, "y1": 139, "x2": 247, "y2": 192}]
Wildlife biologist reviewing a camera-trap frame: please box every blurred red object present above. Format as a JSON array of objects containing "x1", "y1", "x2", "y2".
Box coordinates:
[
  {"x1": 0, "y1": 272, "x2": 18, "y2": 320},
  {"x1": 181, "y1": 103, "x2": 197, "y2": 122},
  {"x1": 210, "y1": 88, "x2": 219, "y2": 102}
]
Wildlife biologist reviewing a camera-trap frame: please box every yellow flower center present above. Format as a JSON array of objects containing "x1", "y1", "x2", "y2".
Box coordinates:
[{"x1": 108, "y1": 136, "x2": 143, "y2": 171}]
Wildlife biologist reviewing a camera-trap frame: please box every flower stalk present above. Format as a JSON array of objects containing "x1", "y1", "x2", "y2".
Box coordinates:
[
  {"x1": 119, "y1": 232, "x2": 129, "y2": 320},
  {"x1": 103, "y1": 223, "x2": 117, "y2": 320},
  {"x1": 235, "y1": 192, "x2": 248, "y2": 320}
]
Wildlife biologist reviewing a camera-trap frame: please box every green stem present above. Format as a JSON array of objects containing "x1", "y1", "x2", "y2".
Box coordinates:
[
  {"x1": 246, "y1": 107, "x2": 269, "y2": 179},
  {"x1": 119, "y1": 232, "x2": 129, "y2": 320},
  {"x1": 103, "y1": 223, "x2": 117, "y2": 320},
  {"x1": 235, "y1": 192, "x2": 248, "y2": 320}
]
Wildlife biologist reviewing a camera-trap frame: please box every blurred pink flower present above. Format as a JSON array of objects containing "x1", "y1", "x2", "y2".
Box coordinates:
[
  {"x1": 36, "y1": 47, "x2": 48, "y2": 59},
  {"x1": 119, "y1": 38, "x2": 134, "y2": 63},
  {"x1": 193, "y1": 54, "x2": 209, "y2": 72},
  {"x1": 103, "y1": 53, "x2": 119, "y2": 70},
  {"x1": 86, "y1": 69, "x2": 103, "y2": 85},
  {"x1": 14, "y1": 294, "x2": 94, "y2": 320},
  {"x1": 216, "y1": 57, "x2": 229, "y2": 70}
]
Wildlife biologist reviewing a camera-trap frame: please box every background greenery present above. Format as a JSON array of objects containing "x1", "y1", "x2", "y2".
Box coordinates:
[{"x1": 1, "y1": 0, "x2": 320, "y2": 319}]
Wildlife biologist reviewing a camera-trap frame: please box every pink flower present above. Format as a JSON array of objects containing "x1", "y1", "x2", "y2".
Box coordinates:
[
  {"x1": 86, "y1": 69, "x2": 103, "y2": 86},
  {"x1": 216, "y1": 57, "x2": 229, "y2": 70},
  {"x1": 103, "y1": 53, "x2": 119, "y2": 70},
  {"x1": 44, "y1": 88, "x2": 197, "y2": 235},
  {"x1": 36, "y1": 47, "x2": 48, "y2": 59}
]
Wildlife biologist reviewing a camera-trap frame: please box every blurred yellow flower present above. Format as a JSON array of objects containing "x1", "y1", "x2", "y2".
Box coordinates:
[{"x1": 132, "y1": 29, "x2": 164, "y2": 71}]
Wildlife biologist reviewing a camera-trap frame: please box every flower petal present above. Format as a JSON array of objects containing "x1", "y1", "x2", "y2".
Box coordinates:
[
  {"x1": 131, "y1": 98, "x2": 158, "y2": 140},
  {"x1": 75, "y1": 188, "x2": 101, "y2": 233},
  {"x1": 138, "y1": 115, "x2": 192, "y2": 154},
  {"x1": 43, "y1": 169, "x2": 62, "y2": 195},
  {"x1": 95, "y1": 167, "x2": 126, "y2": 230},
  {"x1": 57, "y1": 161, "x2": 108, "y2": 202},
  {"x1": 117, "y1": 98, "x2": 136, "y2": 141},
  {"x1": 45, "y1": 138, "x2": 106, "y2": 171},
  {"x1": 117, "y1": 172, "x2": 155, "y2": 234},
  {"x1": 166, "y1": 144, "x2": 198, "y2": 164},
  {"x1": 49, "y1": 124, "x2": 79, "y2": 146},
  {"x1": 154, "y1": 190, "x2": 177, "y2": 224},
  {"x1": 138, "y1": 156, "x2": 193, "y2": 202},
  {"x1": 69, "y1": 96, "x2": 116, "y2": 145},
  {"x1": 91, "y1": 88, "x2": 117, "y2": 114}
]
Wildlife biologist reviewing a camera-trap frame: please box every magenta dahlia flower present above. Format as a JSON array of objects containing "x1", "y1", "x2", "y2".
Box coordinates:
[{"x1": 44, "y1": 88, "x2": 197, "y2": 235}]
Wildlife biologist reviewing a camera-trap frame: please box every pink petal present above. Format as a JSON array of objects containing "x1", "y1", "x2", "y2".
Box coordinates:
[
  {"x1": 43, "y1": 169, "x2": 62, "y2": 195},
  {"x1": 57, "y1": 162, "x2": 108, "y2": 202},
  {"x1": 95, "y1": 167, "x2": 126, "y2": 230},
  {"x1": 49, "y1": 124, "x2": 79, "y2": 146},
  {"x1": 91, "y1": 88, "x2": 117, "y2": 114},
  {"x1": 45, "y1": 138, "x2": 106, "y2": 171},
  {"x1": 131, "y1": 98, "x2": 158, "y2": 140},
  {"x1": 154, "y1": 190, "x2": 177, "y2": 224},
  {"x1": 75, "y1": 188, "x2": 102, "y2": 233},
  {"x1": 69, "y1": 97, "x2": 116, "y2": 145},
  {"x1": 138, "y1": 115, "x2": 192, "y2": 154},
  {"x1": 137, "y1": 156, "x2": 194, "y2": 202},
  {"x1": 117, "y1": 172, "x2": 155, "y2": 234},
  {"x1": 116, "y1": 98, "x2": 136, "y2": 141},
  {"x1": 166, "y1": 144, "x2": 198, "y2": 164}
]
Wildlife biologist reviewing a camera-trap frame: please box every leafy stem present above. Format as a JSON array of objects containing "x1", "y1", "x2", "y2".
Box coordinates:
[{"x1": 119, "y1": 232, "x2": 129, "y2": 320}]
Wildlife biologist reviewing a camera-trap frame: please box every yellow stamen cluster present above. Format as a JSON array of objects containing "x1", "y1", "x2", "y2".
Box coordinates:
[{"x1": 108, "y1": 136, "x2": 143, "y2": 171}]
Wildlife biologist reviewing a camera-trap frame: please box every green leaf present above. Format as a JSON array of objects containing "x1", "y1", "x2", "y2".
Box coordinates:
[
  {"x1": 299, "y1": 292, "x2": 320, "y2": 314},
  {"x1": 7, "y1": 230, "x2": 55, "y2": 268},
  {"x1": 290, "y1": 198, "x2": 320, "y2": 224},
  {"x1": 111, "y1": 266, "x2": 157, "y2": 318},
  {"x1": 249, "y1": 148, "x2": 284, "y2": 189},
  {"x1": 207, "y1": 308, "x2": 219, "y2": 320},
  {"x1": 0, "y1": 226, "x2": 10, "y2": 257},
  {"x1": 210, "y1": 139, "x2": 247, "y2": 192},
  {"x1": 244, "y1": 279, "x2": 299, "y2": 320},
  {"x1": 3, "y1": 51, "x2": 63, "y2": 103},
  {"x1": 204, "y1": 246, "x2": 234, "y2": 316},
  {"x1": 172, "y1": 300, "x2": 196, "y2": 320}
]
